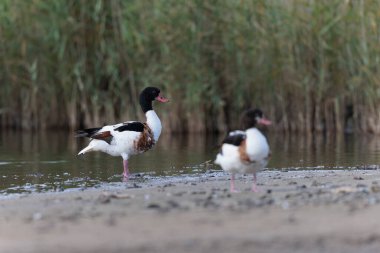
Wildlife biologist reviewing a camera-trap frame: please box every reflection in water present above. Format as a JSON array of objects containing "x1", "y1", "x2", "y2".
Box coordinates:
[
  {"x1": 0, "y1": 130, "x2": 379, "y2": 194},
  {"x1": 269, "y1": 133, "x2": 380, "y2": 169}
]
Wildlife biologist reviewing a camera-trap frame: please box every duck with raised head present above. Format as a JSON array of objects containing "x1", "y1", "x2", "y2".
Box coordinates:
[
  {"x1": 76, "y1": 87, "x2": 169, "y2": 181},
  {"x1": 215, "y1": 109, "x2": 271, "y2": 192}
]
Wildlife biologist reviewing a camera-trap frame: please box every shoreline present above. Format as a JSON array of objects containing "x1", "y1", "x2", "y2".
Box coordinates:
[
  {"x1": 1, "y1": 169, "x2": 380, "y2": 253},
  {"x1": 2, "y1": 165, "x2": 379, "y2": 198}
]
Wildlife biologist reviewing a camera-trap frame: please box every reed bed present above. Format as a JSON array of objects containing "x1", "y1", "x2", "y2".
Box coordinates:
[{"x1": 0, "y1": 0, "x2": 380, "y2": 134}]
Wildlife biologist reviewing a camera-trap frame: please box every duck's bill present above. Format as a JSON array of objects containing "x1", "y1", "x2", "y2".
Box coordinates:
[
  {"x1": 155, "y1": 94, "x2": 169, "y2": 103},
  {"x1": 258, "y1": 118, "x2": 272, "y2": 126}
]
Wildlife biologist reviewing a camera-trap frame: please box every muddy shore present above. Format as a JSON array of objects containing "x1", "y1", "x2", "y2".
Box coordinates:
[{"x1": 1, "y1": 169, "x2": 380, "y2": 253}]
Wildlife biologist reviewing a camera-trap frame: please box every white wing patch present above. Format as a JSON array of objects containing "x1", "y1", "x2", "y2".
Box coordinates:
[{"x1": 229, "y1": 130, "x2": 245, "y2": 136}]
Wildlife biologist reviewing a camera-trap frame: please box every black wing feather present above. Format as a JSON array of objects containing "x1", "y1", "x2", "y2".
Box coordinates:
[
  {"x1": 222, "y1": 132, "x2": 246, "y2": 146},
  {"x1": 75, "y1": 127, "x2": 102, "y2": 138},
  {"x1": 114, "y1": 122, "x2": 145, "y2": 132}
]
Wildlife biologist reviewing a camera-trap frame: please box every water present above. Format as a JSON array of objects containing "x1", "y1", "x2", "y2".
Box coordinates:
[{"x1": 0, "y1": 130, "x2": 380, "y2": 194}]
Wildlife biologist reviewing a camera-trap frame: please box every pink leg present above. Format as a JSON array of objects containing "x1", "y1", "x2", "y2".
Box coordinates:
[
  {"x1": 252, "y1": 172, "x2": 259, "y2": 192},
  {"x1": 123, "y1": 160, "x2": 129, "y2": 182},
  {"x1": 230, "y1": 174, "x2": 239, "y2": 193}
]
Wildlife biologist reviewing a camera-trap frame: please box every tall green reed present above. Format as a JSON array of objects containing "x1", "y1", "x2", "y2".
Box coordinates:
[{"x1": 0, "y1": 0, "x2": 379, "y2": 133}]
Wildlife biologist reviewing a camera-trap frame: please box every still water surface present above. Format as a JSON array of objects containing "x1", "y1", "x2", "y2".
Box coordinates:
[{"x1": 0, "y1": 131, "x2": 379, "y2": 194}]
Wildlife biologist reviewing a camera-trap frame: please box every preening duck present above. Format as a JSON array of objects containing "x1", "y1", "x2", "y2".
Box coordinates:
[
  {"x1": 215, "y1": 109, "x2": 271, "y2": 192},
  {"x1": 76, "y1": 87, "x2": 169, "y2": 181}
]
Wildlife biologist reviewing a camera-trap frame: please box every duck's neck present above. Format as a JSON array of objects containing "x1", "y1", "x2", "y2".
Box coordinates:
[
  {"x1": 140, "y1": 98, "x2": 153, "y2": 113},
  {"x1": 246, "y1": 127, "x2": 259, "y2": 134},
  {"x1": 146, "y1": 110, "x2": 162, "y2": 141}
]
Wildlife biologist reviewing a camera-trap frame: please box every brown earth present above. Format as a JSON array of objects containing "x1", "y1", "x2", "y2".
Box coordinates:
[{"x1": 1, "y1": 169, "x2": 380, "y2": 253}]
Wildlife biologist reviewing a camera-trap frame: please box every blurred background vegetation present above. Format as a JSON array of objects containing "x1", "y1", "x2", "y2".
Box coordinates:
[{"x1": 0, "y1": 0, "x2": 379, "y2": 134}]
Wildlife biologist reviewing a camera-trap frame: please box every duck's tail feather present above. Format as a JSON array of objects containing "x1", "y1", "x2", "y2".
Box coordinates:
[
  {"x1": 76, "y1": 127, "x2": 102, "y2": 138},
  {"x1": 78, "y1": 145, "x2": 94, "y2": 156},
  {"x1": 214, "y1": 153, "x2": 223, "y2": 165}
]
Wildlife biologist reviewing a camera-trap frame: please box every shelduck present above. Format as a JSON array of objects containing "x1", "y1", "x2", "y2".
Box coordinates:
[
  {"x1": 215, "y1": 109, "x2": 271, "y2": 192},
  {"x1": 76, "y1": 87, "x2": 169, "y2": 181}
]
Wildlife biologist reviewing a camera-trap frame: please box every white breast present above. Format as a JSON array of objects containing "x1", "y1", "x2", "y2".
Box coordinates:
[
  {"x1": 146, "y1": 110, "x2": 162, "y2": 141},
  {"x1": 245, "y1": 128, "x2": 270, "y2": 161}
]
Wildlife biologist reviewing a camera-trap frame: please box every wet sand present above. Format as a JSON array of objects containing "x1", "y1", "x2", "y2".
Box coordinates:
[{"x1": 1, "y1": 169, "x2": 380, "y2": 253}]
